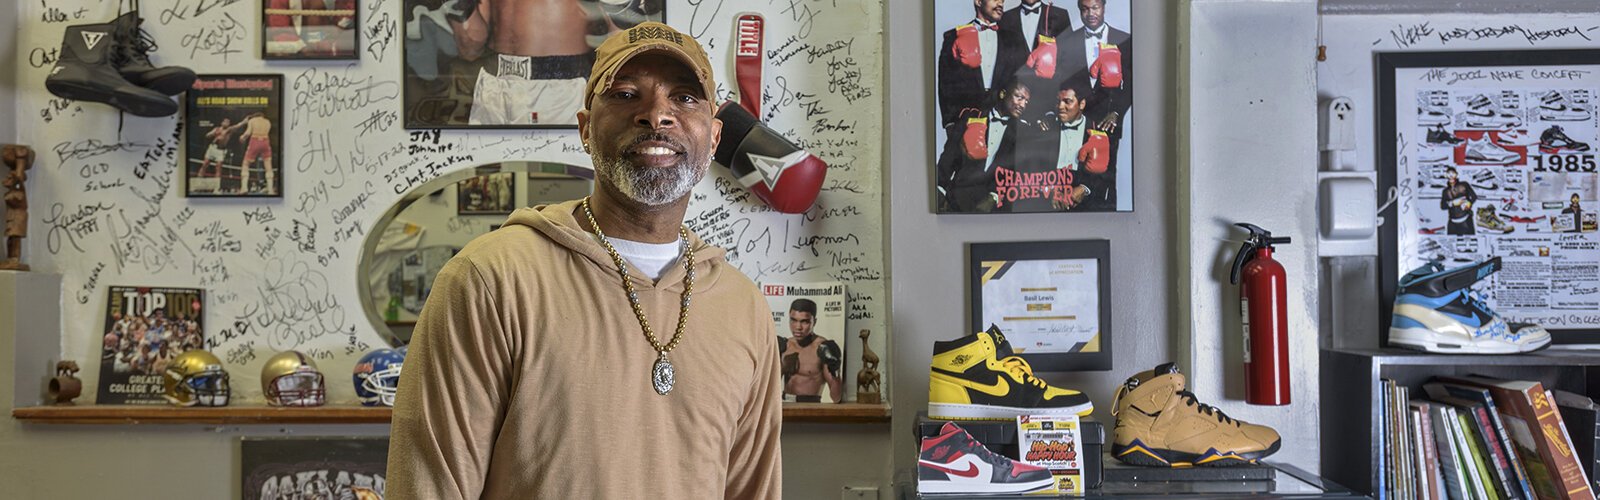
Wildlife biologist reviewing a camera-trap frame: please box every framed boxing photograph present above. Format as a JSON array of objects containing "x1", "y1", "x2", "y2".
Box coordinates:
[
  {"x1": 932, "y1": 0, "x2": 1134, "y2": 213},
  {"x1": 241, "y1": 437, "x2": 388, "y2": 500},
  {"x1": 262, "y1": 0, "x2": 361, "y2": 60},
  {"x1": 1376, "y1": 49, "x2": 1600, "y2": 345},
  {"x1": 401, "y1": 0, "x2": 665, "y2": 129},
  {"x1": 183, "y1": 74, "x2": 285, "y2": 198},
  {"x1": 968, "y1": 239, "x2": 1111, "y2": 371}
]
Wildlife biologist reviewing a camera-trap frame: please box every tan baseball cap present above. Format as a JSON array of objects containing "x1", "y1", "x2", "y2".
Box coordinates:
[{"x1": 585, "y1": 22, "x2": 717, "y2": 110}]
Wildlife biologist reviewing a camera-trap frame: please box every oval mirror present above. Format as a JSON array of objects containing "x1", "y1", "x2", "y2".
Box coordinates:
[{"x1": 358, "y1": 161, "x2": 594, "y2": 346}]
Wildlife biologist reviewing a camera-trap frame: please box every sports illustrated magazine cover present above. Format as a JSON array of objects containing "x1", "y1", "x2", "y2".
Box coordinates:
[
  {"x1": 97, "y1": 286, "x2": 205, "y2": 405},
  {"x1": 242, "y1": 437, "x2": 388, "y2": 500},
  {"x1": 184, "y1": 74, "x2": 285, "y2": 198},
  {"x1": 933, "y1": 0, "x2": 1134, "y2": 213},
  {"x1": 763, "y1": 282, "x2": 847, "y2": 403}
]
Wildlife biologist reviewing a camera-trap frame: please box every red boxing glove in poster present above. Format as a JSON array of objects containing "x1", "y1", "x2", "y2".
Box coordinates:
[
  {"x1": 1027, "y1": 36, "x2": 1057, "y2": 79},
  {"x1": 1091, "y1": 43, "x2": 1123, "y2": 88},
  {"x1": 1079, "y1": 129, "x2": 1111, "y2": 174},
  {"x1": 963, "y1": 117, "x2": 989, "y2": 160},
  {"x1": 713, "y1": 101, "x2": 828, "y2": 213},
  {"x1": 953, "y1": 24, "x2": 983, "y2": 69}
]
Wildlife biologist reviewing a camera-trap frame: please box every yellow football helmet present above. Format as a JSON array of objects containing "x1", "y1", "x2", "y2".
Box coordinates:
[
  {"x1": 162, "y1": 350, "x2": 230, "y2": 407},
  {"x1": 261, "y1": 350, "x2": 326, "y2": 407}
]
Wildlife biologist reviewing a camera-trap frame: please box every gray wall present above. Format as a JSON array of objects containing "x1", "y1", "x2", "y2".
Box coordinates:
[{"x1": 887, "y1": 0, "x2": 1179, "y2": 485}]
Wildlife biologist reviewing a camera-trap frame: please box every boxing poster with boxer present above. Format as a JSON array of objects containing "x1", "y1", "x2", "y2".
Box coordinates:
[
  {"x1": 933, "y1": 0, "x2": 1134, "y2": 213},
  {"x1": 763, "y1": 282, "x2": 848, "y2": 404},
  {"x1": 184, "y1": 75, "x2": 285, "y2": 198},
  {"x1": 263, "y1": 0, "x2": 361, "y2": 60},
  {"x1": 402, "y1": 0, "x2": 665, "y2": 129}
]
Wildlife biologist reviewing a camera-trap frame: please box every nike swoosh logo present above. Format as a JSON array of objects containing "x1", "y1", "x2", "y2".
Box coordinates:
[
  {"x1": 932, "y1": 372, "x2": 1009, "y2": 397},
  {"x1": 920, "y1": 460, "x2": 981, "y2": 478}
]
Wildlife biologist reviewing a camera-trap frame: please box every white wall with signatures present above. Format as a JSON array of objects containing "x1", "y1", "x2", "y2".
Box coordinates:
[{"x1": 12, "y1": 0, "x2": 886, "y2": 407}]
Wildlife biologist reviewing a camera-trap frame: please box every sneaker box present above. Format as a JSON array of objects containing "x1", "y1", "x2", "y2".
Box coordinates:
[{"x1": 916, "y1": 412, "x2": 1103, "y2": 489}]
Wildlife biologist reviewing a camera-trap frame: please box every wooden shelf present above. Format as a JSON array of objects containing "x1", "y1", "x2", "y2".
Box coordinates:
[
  {"x1": 781, "y1": 402, "x2": 892, "y2": 423},
  {"x1": 13, "y1": 402, "x2": 891, "y2": 425},
  {"x1": 12, "y1": 405, "x2": 392, "y2": 425}
]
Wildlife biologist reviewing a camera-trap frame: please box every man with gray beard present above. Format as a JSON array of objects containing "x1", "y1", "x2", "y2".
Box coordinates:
[{"x1": 387, "y1": 22, "x2": 783, "y2": 500}]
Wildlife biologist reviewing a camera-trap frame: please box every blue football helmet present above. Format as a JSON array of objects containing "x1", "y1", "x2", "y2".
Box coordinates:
[{"x1": 353, "y1": 348, "x2": 404, "y2": 406}]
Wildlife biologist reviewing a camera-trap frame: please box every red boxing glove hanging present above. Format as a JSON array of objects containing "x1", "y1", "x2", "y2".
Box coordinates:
[
  {"x1": 953, "y1": 24, "x2": 982, "y2": 69},
  {"x1": 734, "y1": 14, "x2": 764, "y2": 114},
  {"x1": 1078, "y1": 129, "x2": 1110, "y2": 174},
  {"x1": 714, "y1": 101, "x2": 828, "y2": 213},
  {"x1": 1090, "y1": 43, "x2": 1123, "y2": 88}
]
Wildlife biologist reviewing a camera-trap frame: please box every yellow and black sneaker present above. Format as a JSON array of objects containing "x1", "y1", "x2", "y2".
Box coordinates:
[
  {"x1": 928, "y1": 329, "x2": 1093, "y2": 420},
  {"x1": 1111, "y1": 363, "x2": 1281, "y2": 467}
]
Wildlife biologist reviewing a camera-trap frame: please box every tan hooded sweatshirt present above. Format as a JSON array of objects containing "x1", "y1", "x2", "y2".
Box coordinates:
[{"x1": 387, "y1": 200, "x2": 783, "y2": 499}]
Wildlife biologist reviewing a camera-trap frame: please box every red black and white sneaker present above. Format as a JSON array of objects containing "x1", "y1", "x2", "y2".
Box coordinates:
[{"x1": 918, "y1": 422, "x2": 1055, "y2": 494}]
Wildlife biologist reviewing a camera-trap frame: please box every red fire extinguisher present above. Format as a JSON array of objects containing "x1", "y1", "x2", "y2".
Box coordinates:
[{"x1": 1230, "y1": 223, "x2": 1291, "y2": 406}]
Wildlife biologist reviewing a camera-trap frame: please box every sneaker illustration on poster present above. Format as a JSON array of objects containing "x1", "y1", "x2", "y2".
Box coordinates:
[
  {"x1": 1462, "y1": 94, "x2": 1522, "y2": 129},
  {"x1": 1418, "y1": 99, "x2": 1451, "y2": 126},
  {"x1": 1539, "y1": 125, "x2": 1592, "y2": 154},
  {"x1": 1538, "y1": 90, "x2": 1590, "y2": 122},
  {"x1": 1475, "y1": 205, "x2": 1513, "y2": 234},
  {"x1": 918, "y1": 422, "x2": 1055, "y2": 494},
  {"x1": 1426, "y1": 124, "x2": 1464, "y2": 145},
  {"x1": 1389, "y1": 258, "x2": 1552, "y2": 354},
  {"x1": 1463, "y1": 135, "x2": 1519, "y2": 165}
]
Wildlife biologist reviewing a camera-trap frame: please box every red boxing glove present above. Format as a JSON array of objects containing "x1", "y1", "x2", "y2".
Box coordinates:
[
  {"x1": 963, "y1": 117, "x2": 989, "y2": 160},
  {"x1": 1078, "y1": 129, "x2": 1111, "y2": 174},
  {"x1": 953, "y1": 24, "x2": 982, "y2": 69},
  {"x1": 1026, "y1": 36, "x2": 1057, "y2": 79},
  {"x1": 714, "y1": 102, "x2": 828, "y2": 213},
  {"x1": 1091, "y1": 43, "x2": 1123, "y2": 88}
]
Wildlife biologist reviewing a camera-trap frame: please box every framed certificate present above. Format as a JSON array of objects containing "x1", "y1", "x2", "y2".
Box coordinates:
[{"x1": 969, "y1": 239, "x2": 1111, "y2": 371}]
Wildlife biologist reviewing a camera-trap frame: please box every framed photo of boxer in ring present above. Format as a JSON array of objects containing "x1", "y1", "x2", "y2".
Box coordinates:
[
  {"x1": 183, "y1": 74, "x2": 285, "y2": 198},
  {"x1": 401, "y1": 0, "x2": 666, "y2": 129},
  {"x1": 932, "y1": 0, "x2": 1134, "y2": 213},
  {"x1": 262, "y1": 0, "x2": 361, "y2": 60}
]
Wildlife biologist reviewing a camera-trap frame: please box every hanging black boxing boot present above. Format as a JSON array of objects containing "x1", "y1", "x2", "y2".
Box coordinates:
[
  {"x1": 112, "y1": 11, "x2": 196, "y2": 96},
  {"x1": 44, "y1": 19, "x2": 177, "y2": 117}
]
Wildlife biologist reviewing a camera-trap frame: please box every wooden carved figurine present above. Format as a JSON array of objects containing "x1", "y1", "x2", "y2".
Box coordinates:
[
  {"x1": 856, "y1": 329, "x2": 882, "y2": 404},
  {"x1": 48, "y1": 360, "x2": 82, "y2": 405},
  {"x1": 0, "y1": 145, "x2": 33, "y2": 271}
]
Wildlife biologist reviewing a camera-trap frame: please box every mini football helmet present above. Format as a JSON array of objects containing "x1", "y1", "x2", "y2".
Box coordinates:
[
  {"x1": 260, "y1": 350, "x2": 326, "y2": 407},
  {"x1": 353, "y1": 348, "x2": 404, "y2": 407},
  {"x1": 162, "y1": 350, "x2": 230, "y2": 407}
]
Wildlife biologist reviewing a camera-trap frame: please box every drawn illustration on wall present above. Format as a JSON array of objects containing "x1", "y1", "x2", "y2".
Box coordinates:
[
  {"x1": 764, "y1": 282, "x2": 847, "y2": 403},
  {"x1": 456, "y1": 172, "x2": 516, "y2": 215},
  {"x1": 97, "y1": 286, "x2": 205, "y2": 405},
  {"x1": 242, "y1": 437, "x2": 388, "y2": 500},
  {"x1": 184, "y1": 74, "x2": 285, "y2": 198},
  {"x1": 263, "y1": 0, "x2": 361, "y2": 60},
  {"x1": 932, "y1": 0, "x2": 1134, "y2": 213},
  {"x1": 1380, "y1": 49, "x2": 1600, "y2": 343},
  {"x1": 401, "y1": 0, "x2": 664, "y2": 128}
]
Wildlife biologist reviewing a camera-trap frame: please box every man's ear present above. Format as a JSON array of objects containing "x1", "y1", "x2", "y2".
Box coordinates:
[
  {"x1": 577, "y1": 109, "x2": 590, "y2": 147},
  {"x1": 710, "y1": 116, "x2": 723, "y2": 154}
]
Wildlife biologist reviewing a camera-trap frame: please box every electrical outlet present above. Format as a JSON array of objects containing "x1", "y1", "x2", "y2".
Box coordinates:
[{"x1": 841, "y1": 485, "x2": 879, "y2": 500}]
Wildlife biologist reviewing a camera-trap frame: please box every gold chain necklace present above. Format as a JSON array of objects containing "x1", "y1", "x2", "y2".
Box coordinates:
[{"x1": 581, "y1": 197, "x2": 695, "y2": 395}]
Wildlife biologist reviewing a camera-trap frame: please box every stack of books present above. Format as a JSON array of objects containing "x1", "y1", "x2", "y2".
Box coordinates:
[{"x1": 1379, "y1": 375, "x2": 1599, "y2": 500}]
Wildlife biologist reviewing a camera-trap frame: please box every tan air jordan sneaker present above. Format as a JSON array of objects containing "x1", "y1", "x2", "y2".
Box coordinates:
[{"x1": 1111, "y1": 363, "x2": 1281, "y2": 467}]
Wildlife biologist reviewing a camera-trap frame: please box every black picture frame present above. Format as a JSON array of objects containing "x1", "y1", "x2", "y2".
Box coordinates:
[
  {"x1": 262, "y1": 0, "x2": 361, "y2": 60},
  {"x1": 930, "y1": 0, "x2": 1135, "y2": 214},
  {"x1": 968, "y1": 239, "x2": 1111, "y2": 371},
  {"x1": 183, "y1": 74, "x2": 285, "y2": 198},
  {"x1": 1376, "y1": 49, "x2": 1600, "y2": 346},
  {"x1": 400, "y1": 1, "x2": 666, "y2": 129}
]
